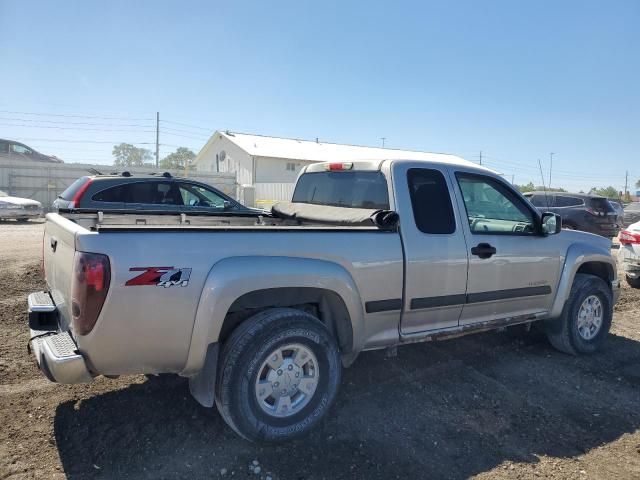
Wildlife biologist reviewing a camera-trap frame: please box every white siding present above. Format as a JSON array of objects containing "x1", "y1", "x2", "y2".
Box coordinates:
[
  {"x1": 254, "y1": 183, "x2": 296, "y2": 209},
  {"x1": 196, "y1": 135, "x2": 254, "y2": 185},
  {"x1": 254, "y1": 156, "x2": 314, "y2": 183}
]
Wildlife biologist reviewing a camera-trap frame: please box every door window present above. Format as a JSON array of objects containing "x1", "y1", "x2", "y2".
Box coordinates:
[
  {"x1": 457, "y1": 174, "x2": 536, "y2": 235},
  {"x1": 407, "y1": 168, "x2": 455, "y2": 234},
  {"x1": 528, "y1": 194, "x2": 554, "y2": 208},
  {"x1": 11, "y1": 144, "x2": 33, "y2": 155},
  {"x1": 178, "y1": 183, "x2": 227, "y2": 208}
]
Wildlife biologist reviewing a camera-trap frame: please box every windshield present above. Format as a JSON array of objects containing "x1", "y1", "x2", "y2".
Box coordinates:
[{"x1": 292, "y1": 171, "x2": 390, "y2": 209}]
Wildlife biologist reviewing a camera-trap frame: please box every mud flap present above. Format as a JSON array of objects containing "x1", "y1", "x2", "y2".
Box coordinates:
[{"x1": 188, "y1": 343, "x2": 219, "y2": 408}]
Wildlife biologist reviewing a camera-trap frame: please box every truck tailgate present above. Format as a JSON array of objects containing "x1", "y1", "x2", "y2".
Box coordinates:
[{"x1": 43, "y1": 213, "x2": 86, "y2": 331}]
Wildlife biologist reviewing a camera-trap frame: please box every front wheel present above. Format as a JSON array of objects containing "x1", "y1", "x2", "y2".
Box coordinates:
[
  {"x1": 626, "y1": 275, "x2": 640, "y2": 289},
  {"x1": 546, "y1": 273, "x2": 613, "y2": 355},
  {"x1": 215, "y1": 308, "x2": 342, "y2": 442}
]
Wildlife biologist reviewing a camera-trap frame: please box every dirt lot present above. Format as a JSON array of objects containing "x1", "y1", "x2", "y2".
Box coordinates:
[{"x1": 1, "y1": 221, "x2": 639, "y2": 479}]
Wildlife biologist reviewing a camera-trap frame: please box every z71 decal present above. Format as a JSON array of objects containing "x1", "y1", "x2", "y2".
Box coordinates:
[{"x1": 125, "y1": 267, "x2": 192, "y2": 288}]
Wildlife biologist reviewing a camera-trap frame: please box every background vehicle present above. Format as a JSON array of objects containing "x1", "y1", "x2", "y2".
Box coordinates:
[
  {"x1": 622, "y1": 202, "x2": 640, "y2": 227},
  {"x1": 619, "y1": 221, "x2": 640, "y2": 288},
  {"x1": 0, "y1": 190, "x2": 42, "y2": 221},
  {"x1": 52, "y1": 172, "x2": 258, "y2": 214},
  {"x1": 524, "y1": 191, "x2": 619, "y2": 238},
  {"x1": 0, "y1": 138, "x2": 63, "y2": 163},
  {"x1": 29, "y1": 157, "x2": 619, "y2": 442}
]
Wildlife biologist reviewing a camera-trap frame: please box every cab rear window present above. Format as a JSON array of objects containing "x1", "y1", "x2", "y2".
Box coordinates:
[{"x1": 292, "y1": 171, "x2": 389, "y2": 209}]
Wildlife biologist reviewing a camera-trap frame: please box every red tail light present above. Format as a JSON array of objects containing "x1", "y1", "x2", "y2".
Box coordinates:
[
  {"x1": 69, "y1": 179, "x2": 92, "y2": 208},
  {"x1": 325, "y1": 162, "x2": 353, "y2": 171},
  {"x1": 619, "y1": 230, "x2": 640, "y2": 245},
  {"x1": 71, "y1": 252, "x2": 110, "y2": 335}
]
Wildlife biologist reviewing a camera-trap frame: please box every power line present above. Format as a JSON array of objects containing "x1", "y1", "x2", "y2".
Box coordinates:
[
  {"x1": 0, "y1": 116, "x2": 154, "y2": 128},
  {"x1": 11, "y1": 137, "x2": 156, "y2": 145},
  {"x1": 0, "y1": 122, "x2": 154, "y2": 133},
  {"x1": 0, "y1": 109, "x2": 153, "y2": 121},
  {"x1": 160, "y1": 119, "x2": 213, "y2": 132}
]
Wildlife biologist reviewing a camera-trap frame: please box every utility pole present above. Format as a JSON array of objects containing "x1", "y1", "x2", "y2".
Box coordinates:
[
  {"x1": 479, "y1": 151, "x2": 482, "y2": 165},
  {"x1": 625, "y1": 170, "x2": 629, "y2": 198},
  {"x1": 381, "y1": 137, "x2": 386, "y2": 148},
  {"x1": 549, "y1": 152, "x2": 554, "y2": 189},
  {"x1": 155, "y1": 112, "x2": 160, "y2": 167}
]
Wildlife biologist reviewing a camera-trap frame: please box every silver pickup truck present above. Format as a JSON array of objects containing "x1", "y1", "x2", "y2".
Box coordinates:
[{"x1": 28, "y1": 156, "x2": 620, "y2": 442}]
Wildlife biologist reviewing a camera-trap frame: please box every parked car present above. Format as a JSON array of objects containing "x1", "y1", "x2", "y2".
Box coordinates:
[
  {"x1": 0, "y1": 139, "x2": 63, "y2": 163},
  {"x1": 29, "y1": 158, "x2": 620, "y2": 442},
  {"x1": 523, "y1": 191, "x2": 619, "y2": 238},
  {"x1": 622, "y1": 202, "x2": 640, "y2": 227},
  {"x1": 0, "y1": 190, "x2": 42, "y2": 221},
  {"x1": 618, "y1": 221, "x2": 640, "y2": 288},
  {"x1": 52, "y1": 172, "x2": 258, "y2": 214}
]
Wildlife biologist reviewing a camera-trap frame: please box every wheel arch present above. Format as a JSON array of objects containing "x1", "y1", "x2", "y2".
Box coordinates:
[
  {"x1": 550, "y1": 243, "x2": 617, "y2": 318},
  {"x1": 181, "y1": 256, "x2": 364, "y2": 376}
]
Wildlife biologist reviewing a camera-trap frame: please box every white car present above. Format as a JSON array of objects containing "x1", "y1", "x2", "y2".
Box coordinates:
[
  {"x1": 0, "y1": 190, "x2": 43, "y2": 222},
  {"x1": 618, "y1": 221, "x2": 640, "y2": 288}
]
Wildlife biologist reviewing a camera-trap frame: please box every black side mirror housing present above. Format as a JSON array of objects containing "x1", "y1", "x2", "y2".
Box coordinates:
[{"x1": 541, "y1": 212, "x2": 562, "y2": 235}]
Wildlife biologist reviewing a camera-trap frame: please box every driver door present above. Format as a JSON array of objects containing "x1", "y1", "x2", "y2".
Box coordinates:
[{"x1": 451, "y1": 171, "x2": 563, "y2": 325}]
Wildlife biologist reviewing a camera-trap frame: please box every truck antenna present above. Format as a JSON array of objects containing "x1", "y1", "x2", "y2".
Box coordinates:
[{"x1": 538, "y1": 158, "x2": 550, "y2": 209}]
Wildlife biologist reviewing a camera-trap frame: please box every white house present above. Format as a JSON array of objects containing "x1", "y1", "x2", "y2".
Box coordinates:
[{"x1": 194, "y1": 131, "x2": 471, "y2": 207}]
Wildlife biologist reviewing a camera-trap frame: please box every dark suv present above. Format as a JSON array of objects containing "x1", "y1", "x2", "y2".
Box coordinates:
[
  {"x1": 523, "y1": 191, "x2": 619, "y2": 238},
  {"x1": 53, "y1": 172, "x2": 256, "y2": 214}
]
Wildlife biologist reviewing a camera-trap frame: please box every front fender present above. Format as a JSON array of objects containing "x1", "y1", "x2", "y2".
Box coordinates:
[
  {"x1": 181, "y1": 256, "x2": 364, "y2": 376},
  {"x1": 549, "y1": 242, "x2": 616, "y2": 318}
]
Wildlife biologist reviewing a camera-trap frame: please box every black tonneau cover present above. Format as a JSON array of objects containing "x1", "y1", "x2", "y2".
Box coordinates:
[{"x1": 271, "y1": 202, "x2": 399, "y2": 230}]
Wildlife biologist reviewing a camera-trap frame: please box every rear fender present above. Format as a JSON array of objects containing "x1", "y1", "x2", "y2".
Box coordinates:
[{"x1": 181, "y1": 256, "x2": 364, "y2": 376}]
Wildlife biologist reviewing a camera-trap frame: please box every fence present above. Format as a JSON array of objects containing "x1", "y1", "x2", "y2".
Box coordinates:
[
  {"x1": 254, "y1": 182, "x2": 296, "y2": 209},
  {"x1": 0, "y1": 160, "x2": 238, "y2": 210}
]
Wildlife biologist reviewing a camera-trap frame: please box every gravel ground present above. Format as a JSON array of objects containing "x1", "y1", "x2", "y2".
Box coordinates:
[{"x1": 1, "y1": 221, "x2": 639, "y2": 479}]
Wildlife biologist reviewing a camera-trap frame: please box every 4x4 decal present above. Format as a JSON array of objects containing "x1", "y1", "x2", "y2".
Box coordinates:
[{"x1": 125, "y1": 267, "x2": 192, "y2": 287}]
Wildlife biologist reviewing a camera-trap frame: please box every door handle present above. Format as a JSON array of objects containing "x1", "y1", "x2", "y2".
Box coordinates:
[
  {"x1": 50, "y1": 236, "x2": 57, "y2": 252},
  {"x1": 471, "y1": 242, "x2": 496, "y2": 259}
]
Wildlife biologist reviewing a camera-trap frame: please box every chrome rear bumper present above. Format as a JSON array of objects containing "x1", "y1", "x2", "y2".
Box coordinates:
[{"x1": 27, "y1": 291, "x2": 93, "y2": 384}]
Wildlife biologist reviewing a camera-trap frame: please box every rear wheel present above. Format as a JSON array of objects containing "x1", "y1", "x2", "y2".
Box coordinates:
[
  {"x1": 215, "y1": 308, "x2": 341, "y2": 442},
  {"x1": 546, "y1": 273, "x2": 612, "y2": 355},
  {"x1": 626, "y1": 275, "x2": 640, "y2": 289}
]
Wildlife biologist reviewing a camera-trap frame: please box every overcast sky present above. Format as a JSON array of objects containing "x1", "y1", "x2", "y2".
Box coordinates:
[{"x1": 1, "y1": 0, "x2": 638, "y2": 192}]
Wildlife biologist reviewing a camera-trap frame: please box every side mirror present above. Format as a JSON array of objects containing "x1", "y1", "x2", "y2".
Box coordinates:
[
  {"x1": 541, "y1": 212, "x2": 562, "y2": 235},
  {"x1": 223, "y1": 200, "x2": 232, "y2": 210}
]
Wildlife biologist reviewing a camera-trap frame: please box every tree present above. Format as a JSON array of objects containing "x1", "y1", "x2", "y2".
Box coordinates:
[
  {"x1": 159, "y1": 147, "x2": 196, "y2": 170},
  {"x1": 112, "y1": 143, "x2": 153, "y2": 167},
  {"x1": 591, "y1": 186, "x2": 620, "y2": 199},
  {"x1": 516, "y1": 182, "x2": 567, "y2": 193}
]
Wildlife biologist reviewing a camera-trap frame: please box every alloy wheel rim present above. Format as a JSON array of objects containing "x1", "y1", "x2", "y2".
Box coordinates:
[
  {"x1": 254, "y1": 343, "x2": 319, "y2": 418},
  {"x1": 577, "y1": 295, "x2": 603, "y2": 340}
]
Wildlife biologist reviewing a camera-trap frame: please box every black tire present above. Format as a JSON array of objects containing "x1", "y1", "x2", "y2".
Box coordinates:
[
  {"x1": 215, "y1": 308, "x2": 341, "y2": 442},
  {"x1": 626, "y1": 275, "x2": 640, "y2": 289},
  {"x1": 545, "y1": 273, "x2": 612, "y2": 355}
]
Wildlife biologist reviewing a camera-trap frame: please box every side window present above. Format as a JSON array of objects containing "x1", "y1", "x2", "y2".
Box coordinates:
[
  {"x1": 179, "y1": 184, "x2": 226, "y2": 208},
  {"x1": 407, "y1": 168, "x2": 456, "y2": 234},
  {"x1": 11, "y1": 144, "x2": 33, "y2": 155},
  {"x1": 92, "y1": 184, "x2": 129, "y2": 202},
  {"x1": 457, "y1": 174, "x2": 536, "y2": 235},
  {"x1": 529, "y1": 194, "x2": 553, "y2": 208},
  {"x1": 555, "y1": 196, "x2": 584, "y2": 207},
  {"x1": 0, "y1": 141, "x2": 9, "y2": 153}
]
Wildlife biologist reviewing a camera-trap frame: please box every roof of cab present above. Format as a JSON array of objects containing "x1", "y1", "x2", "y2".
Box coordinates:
[{"x1": 304, "y1": 158, "x2": 498, "y2": 175}]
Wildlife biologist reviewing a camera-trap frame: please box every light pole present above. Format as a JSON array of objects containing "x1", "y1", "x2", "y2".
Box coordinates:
[{"x1": 549, "y1": 153, "x2": 554, "y2": 189}]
